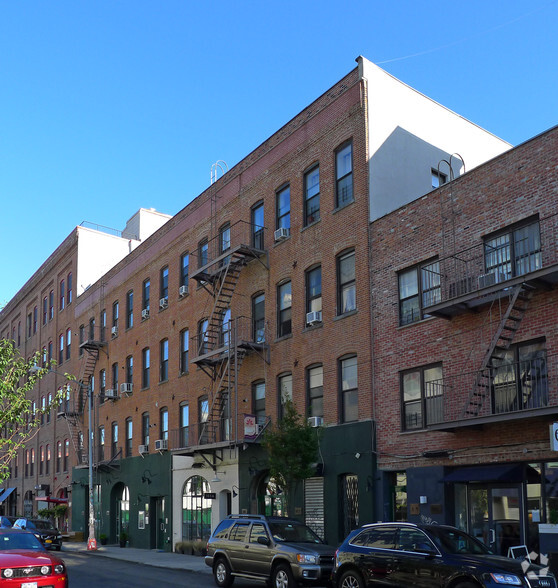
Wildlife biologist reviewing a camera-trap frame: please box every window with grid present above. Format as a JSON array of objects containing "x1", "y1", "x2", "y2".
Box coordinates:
[
  {"x1": 336, "y1": 140, "x2": 353, "y2": 208},
  {"x1": 304, "y1": 165, "x2": 320, "y2": 226},
  {"x1": 398, "y1": 260, "x2": 441, "y2": 325},
  {"x1": 401, "y1": 364, "x2": 443, "y2": 430}
]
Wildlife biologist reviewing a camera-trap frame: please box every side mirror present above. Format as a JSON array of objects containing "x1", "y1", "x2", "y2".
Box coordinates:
[{"x1": 257, "y1": 536, "x2": 271, "y2": 546}]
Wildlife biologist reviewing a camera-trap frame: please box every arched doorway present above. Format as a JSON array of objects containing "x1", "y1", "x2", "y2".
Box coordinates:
[
  {"x1": 256, "y1": 474, "x2": 285, "y2": 517},
  {"x1": 182, "y1": 476, "x2": 211, "y2": 541},
  {"x1": 111, "y1": 483, "x2": 129, "y2": 542}
]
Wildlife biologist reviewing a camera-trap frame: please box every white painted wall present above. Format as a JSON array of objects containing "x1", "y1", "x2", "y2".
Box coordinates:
[
  {"x1": 123, "y1": 208, "x2": 171, "y2": 241},
  {"x1": 358, "y1": 57, "x2": 511, "y2": 221}
]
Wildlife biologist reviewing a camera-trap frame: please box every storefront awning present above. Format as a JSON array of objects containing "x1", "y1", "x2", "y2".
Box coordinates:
[
  {"x1": 34, "y1": 496, "x2": 68, "y2": 504},
  {"x1": 0, "y1": 488, "x2": 15, "y2": 503},
  {"x1": 442, "y1": 463, "x2": 541, "y2": 484}
]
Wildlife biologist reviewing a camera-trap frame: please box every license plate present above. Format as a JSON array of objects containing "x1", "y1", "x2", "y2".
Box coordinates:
[
  {"x1": 22, "y1": 583, "x2": 38, "y2": 588},
  {"x1": 45, "y1": 539, "x2": 52, "y2": 543}
]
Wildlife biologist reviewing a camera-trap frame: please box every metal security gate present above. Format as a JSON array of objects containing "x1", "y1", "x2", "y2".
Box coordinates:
[
  {"x1": 341, "y1": 474, "x2": 359, "y2": 538},
  {"x1": 304, "y1": 477, "x2": 325, "y2": 539}
]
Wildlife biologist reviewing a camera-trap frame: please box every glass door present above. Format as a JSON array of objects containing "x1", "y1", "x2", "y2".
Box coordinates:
[{"x1": 468, "y1": 485, "x2": 522, "y2": 556}]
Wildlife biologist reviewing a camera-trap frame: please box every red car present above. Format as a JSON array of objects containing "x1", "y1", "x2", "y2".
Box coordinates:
[{"x1": 0, "y1": 528, "x2": 68, "y2": 587}]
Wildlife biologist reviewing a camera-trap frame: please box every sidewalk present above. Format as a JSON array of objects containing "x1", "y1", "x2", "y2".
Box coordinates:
[{"x1": 62, "y1": 541, "x2": 211, "y2": 574}]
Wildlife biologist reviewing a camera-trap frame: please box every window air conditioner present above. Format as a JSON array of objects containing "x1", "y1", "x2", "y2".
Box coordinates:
[
  {"x1": 81, "y1": 455, "x2": 88, "y2": 465},
  {"x1": 179, "y1": 285, "x2": 188, "y2": 297},
  {"x1": 274, "y1": 227, "x2": 290, "y2": 241},
  {"x1": 307, "y1": 416, "x2": 323, "y2": 428},
  {"x1": 104, "y1": 389, "x2": 118, "y2": 400},
  {"x1": 306, "y1": 311, "x2": 322, "y2": 326},
  {"x1": 159, "y1": 297, "x2": 168, "y2": 310},
  {"x1": 154, "y1": 439, "x2": 168, "y2": 451},
  {"x1": 138, "y1": 444, "x2": 149, "y2": 455},
  {"x1": 120, "y1": 383, "x2": 133, "y2": 395},
  {"x1": 255, "y1": 424, "x2": 265, "y2": 435},
  {"x1": 141, "y1": 308, "x2": 150, "y2": 320},
  {"x1": 111, "y1": 326, "x2": 118, "y2": 337}
]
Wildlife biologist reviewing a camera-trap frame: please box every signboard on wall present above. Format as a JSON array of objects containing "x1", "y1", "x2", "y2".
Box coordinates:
[{"x1": 550, "y1": 423, "x2": 558, "y2": 451}]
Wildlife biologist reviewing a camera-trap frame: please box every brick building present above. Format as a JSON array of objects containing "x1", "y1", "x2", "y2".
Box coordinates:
[
  {"x1": 1, "y1": 56, "x2": 509, "y2": 548},
  {"x1": 370, "y1": 125, "x2": 558, "y2": 556}
]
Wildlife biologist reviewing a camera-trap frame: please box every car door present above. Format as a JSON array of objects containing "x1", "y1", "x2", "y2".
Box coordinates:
[
  {"x1": 243, "y1": 522, "x2": 273, "y2": 577},
  {"x1": 391, "y1": 527, "x2": 444, "y2": 588},
  {"x1": 351, "y1": 525, "x2": 398, "y2": 586},
  {"x1": 226, "y1": 522, "x2": 251, "y2": 572}
]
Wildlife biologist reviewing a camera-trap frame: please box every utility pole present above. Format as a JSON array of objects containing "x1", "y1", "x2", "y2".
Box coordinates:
[{"x1": 87, "y1": 382, "x2": 97, "y2": 550}]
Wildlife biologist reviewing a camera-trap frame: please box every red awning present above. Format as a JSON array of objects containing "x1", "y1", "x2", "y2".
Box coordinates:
[{"x1": 34, "y1": 497, "x2": 68, "y2": 504}]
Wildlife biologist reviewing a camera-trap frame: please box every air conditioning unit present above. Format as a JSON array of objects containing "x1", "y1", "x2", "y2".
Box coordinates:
[
  {"x1": 308, "y1": 416, "x2": 324, "y2": 428},
  {"x1": 120, "y1": 383, "x2": 133, "y2": 395},
  {"x1": 111, "y1": 326, "x2": 118, "y2": 337},
  {"x1": 141, "y1": 308, "x2": 150, "y2": 320},
  {"x1": 274, "y1": 227, "x2": 290, "y2": 241},
  {"x1": 104, "y1": 389, "x2": 118, "y2": 400},
  {"x1": 81, "y1": 455, "x2": 88, "y2": 465},
  {"x1": 154, "y1": 439, "x2": 168, "y2": 451},
  {"x1": 478, "y1": 272, "x2": 506, "y2": 289},
  {"x1": 138, "y1": 444, "x2": 149, "y2": 455},
  {"x1": 306, "y1": 311, "x2": 322, "y2": 326},
  {"x1": 179, "y1": 285, "x2": 188, "y2": 297},
  {"x1": 255, "y1": 424, "x2": 265, "y2": 435},
  {"x1": 159, "y1": 297, "x2": 168, "y2": 309}
]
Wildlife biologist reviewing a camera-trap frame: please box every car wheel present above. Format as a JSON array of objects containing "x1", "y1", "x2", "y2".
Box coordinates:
[
  {"x1": 454, "y1": 583, "x2": 478, "y2": 588},
  {"x1": 213, "y1": 558, "x2": 234, "y2": 587},
  {"x1": 271, "y1": 563, "x2": 295, "y2": 588},
  {"x1": 339, "y1": 569, "x2": 365, "y2": 588}
]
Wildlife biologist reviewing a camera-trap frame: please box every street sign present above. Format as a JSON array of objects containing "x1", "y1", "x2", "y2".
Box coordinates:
[{"x1": 204, "y1": 492, "x2": 216, "y2": 500}]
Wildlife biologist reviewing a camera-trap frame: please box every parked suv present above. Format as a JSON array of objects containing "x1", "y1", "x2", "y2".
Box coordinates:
[
  {"x1": 205, "y1": 514, "x2": 336, "y2": 587},
  {"x1": 332, "y1": 522, "x2": 556, "y2": 588},
  {"x1": 13, "y1": 518, "x2": 63, "y2": 551}
]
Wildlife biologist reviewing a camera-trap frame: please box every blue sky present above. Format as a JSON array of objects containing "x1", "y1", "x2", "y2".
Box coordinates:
[{"x1": 1, "y1": 1, "x2": 557, "y2": 305}]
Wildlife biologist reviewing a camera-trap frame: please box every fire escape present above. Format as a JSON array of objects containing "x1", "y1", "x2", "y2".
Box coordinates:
[{"x1": 190, "y1": 220, "x2": 269, "y2": 452}]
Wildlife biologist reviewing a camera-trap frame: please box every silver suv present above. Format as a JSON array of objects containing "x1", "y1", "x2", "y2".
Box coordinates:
[{"x1": 205, "y1": 514, "x2": 335, "y2": 587}]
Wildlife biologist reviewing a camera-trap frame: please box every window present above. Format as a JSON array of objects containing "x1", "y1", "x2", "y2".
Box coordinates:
[
  {"x1": 125, "y1": 355, "x2": 133, "y2": 387},
  {"x1": 89, "y1": 317, "x2": 95, "y2": 341},
  {"x1": 126, "y1": 290, "x2": 133, "y2": 328},
  {"x1": 67, "y1": 272, "x2": 73, "y2": 304},
  {"x1": 198, "y1": 319, "x2": 209, "y2": 355},
  {"x1": 49, "y1": 290, "x2": 54, "y2": 320},
  {"x1": 398, "y1": 260, "x2": 441, "y2": 326},
  {"x1": 27, "y1": 313, "x2": 32, "y2": 339},
  {"x1": 431, "y1": 168, "x2": 447, "y2": 189},
  {"x1": 179, "y1": 402, "x2": 189, "y2": 447},
  {"x1": 112, "y1": 301, "x2": 119, "y2": 330},
  {"x1": 160, "y1": 407, "x2": 169, "y2": 441},
  {"x1": 180, "y1": 329, "x2": 189, "y2": 374},
  {"x1": 306, "y1": 266, "x2": 322, "y2": 319},
  {"x1": 99, "y1": 369, "x2": 106, "y2": 397},
  {"x1": 484, "y1": 219, "x2": 542, "y2": 280},
  {"x1": 142, "y1": 413, "x2": 150, "y2": 446},
  {"x1": 112, "y1": 362, "x2": 119, "y2": 390},
  {"x1": 253, "y1": 381, "x2": 266, "y2": 421},
  {"x1": 43, "y1": 296, "x2": 48, "y2": 325},
  {"x1": 180, "y1": 254, "x2": 189, "y2": 289},
  {"x1": 30, "y1": 448, "x2": 35, "y2": 476},
  {"x1": 252, "y1": 293, "x2": 265, "y2": 343},
  {"x1": 17, "y1": 322, "x2": 20, "y2": 346},
  {"x1": 276, "y1": 185, "x2": 290, "y2": 232},
  {"x1": 47, "y1": 393, "x2": 52, "y2": 423},
  {"x1": 40, "y1": 396, "x2": 45, "y2": 425},
  {"x1": 338, "y1": 249, "x2": 356, "y2": 314},
  {"x1": 492, "y1": 339, "x2": 547, "y2": 413},
  {"x1": 277, "y1": 281, "x2": 292, "y2": 338},
  {"x1": 98, "y1": 427, "x2": 105, "y2": 462},
  {"x1": 125, "y1": 418, "x2": 133, "y2": 457},
  {"x1": 251, "y1": 202, "x2": 264, "y2": 250},
  {"x1": 33, "y1": 306, "x2": 37, "y2": 334},
  {"x1": 42, "y1": 346, "x2": 47, "y2": 367},
  {"x1": 160, "y1": 339, "x2": 169, "y2": 382},
  {"x1": 100, "y1": 310, "x2": 106, "y2": 342},
  {"x1": 45, "y1": 445, "x2": 50, "y2": 475},
  {"x1": 198, "y1": 395, "x2": 209, "y2": 444},
  {"x1": 336, "y1": 140, "x2": 353, "y2": 207},
  {"x1": 111, "y1": 422, "x2": 118, "y2": 458},
  {"x1": 220, "y1": 223, "x2": 231, "y2": 264},
  {"x1": 278, "y1": 373, "x2": 292, "y2": 419},
  {"x1": 143, "y1": 279, "x2": 150, "y2": 313},
  {"x1": 401, "y1": 364, "x2": 443, "y2": 430},
  {"x1": 307, "y1": 365, "x2": 323, "y2": 418},
  {"x1": 39, "y1": 446, "x2": 44, "y2": 475},
  {"x1": 221, "y1": 309, "x2": 231, "y2": 347},
  {"x1": 160, "y1": 266, "x2": 169, "y2": 301},
  {"x1": 66, "y1": 328, "x2": 71, "y2": 360},
  {"x1": 25, "y1": 450, "x2": 29, "y2": 477},
  {"x1": 56, "y1": 441, "x2": 62, "y2": 473},
  {"x1": 198, "y1": 239, "x2": 208, "y2": 268},
  {"x1": 58, "y1": 334, "x2": 64, "y2": 365},
  {"x1": 304, "y1": 164, "x2": 320, "y2": 226},
  {"x1": 48, "y1": 341, "x2": 53, "y2": 363},
  {"x1": 142, "y1": 348, "x2": 150, "y2": 388},
  {"x1": 340, "y1": 355, "x2": 358, "y2": 422},
  {"x1": 59, "y1": 279, "x2": 65, "y2": 310}
]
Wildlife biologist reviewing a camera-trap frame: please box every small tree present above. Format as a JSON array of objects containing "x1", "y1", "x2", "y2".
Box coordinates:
[
  {"x1": 262, "y1": 400, "x2": 320, "y2": 516},
  {"x1": 0, "y1": 338, "x2": 66, "y2": 484}
]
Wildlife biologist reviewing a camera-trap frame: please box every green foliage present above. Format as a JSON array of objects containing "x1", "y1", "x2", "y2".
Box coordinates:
[
  {"x1": 53, "y1": 504, "x2": 68, "y2": 518},
  {"x1": 37, "y1": 508, "x2": 55, "y2": 519},
  {"x1": 0, "y1": 339, "x2": 69, "y2": 484},
  {"x1": 262, "y1": 400, "x2": 320, "y2": 515}
]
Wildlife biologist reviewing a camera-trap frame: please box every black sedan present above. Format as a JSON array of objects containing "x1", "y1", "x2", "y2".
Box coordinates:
[
  {"x1": 332, "y1": 522, "x2": 556, "y2": 587},
  {"x1": 13, "y1": 518, "x2": 63, "y2": 551}
]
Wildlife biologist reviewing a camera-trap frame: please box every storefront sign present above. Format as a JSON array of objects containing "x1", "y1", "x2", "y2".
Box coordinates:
[{"x1": 550, "y1": 423, "x2": 558, "y2": 451}]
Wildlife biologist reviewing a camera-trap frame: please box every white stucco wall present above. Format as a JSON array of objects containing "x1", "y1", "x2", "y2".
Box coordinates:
[
  {"x1": 123, "y1": 208, "x2": 172, "y2": 241},
  {"x1": 358, "y1": 57, "x2": 512, "y2": 221}
]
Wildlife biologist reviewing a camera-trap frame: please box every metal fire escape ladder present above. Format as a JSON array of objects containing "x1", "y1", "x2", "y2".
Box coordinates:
[{"x1": 462, "y1": 284, "x2": 534, "y2": 418}]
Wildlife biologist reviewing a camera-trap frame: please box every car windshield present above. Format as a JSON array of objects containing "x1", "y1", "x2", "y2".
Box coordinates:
[
  {"x1": 268, "y1": 521, "x2": 322, "y2": 543},
  {"x1": 0, "y1": 532, "x2": 45, "y2": 551},
  {"x1": 33, "y1": 521, "x2": 54, "y2": 531},
  {"x1": 426, "y1": 527, "x2": 492, "y2": 555}
]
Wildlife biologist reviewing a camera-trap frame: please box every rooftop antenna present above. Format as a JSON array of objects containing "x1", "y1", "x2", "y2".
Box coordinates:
[{"x1": 210, "y1": 161, "x2": 229, "y2": 250}]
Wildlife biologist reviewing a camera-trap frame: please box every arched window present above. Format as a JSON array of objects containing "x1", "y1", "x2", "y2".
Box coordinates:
[{"x1": 182, "y1": 476, "x2": 211, "y2": 542}]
